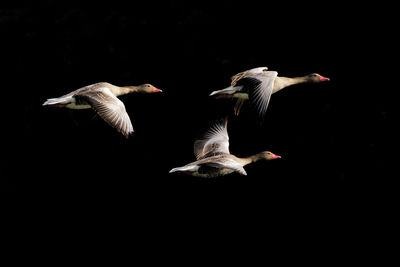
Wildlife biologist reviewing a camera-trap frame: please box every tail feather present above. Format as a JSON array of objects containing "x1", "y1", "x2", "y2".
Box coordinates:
[
  {"x1": 169, "y1": 167, "x2": 180, "y2": 173},
  {"x1": 43, "y1": 98, "x2": 61, "y2": 106},
  {"x1": 209, "y1": 85, "x2": 243, "y2": 96},
  {"x1": 43, "y1": 97, "x2": 71, "y2": 106},
  {"x1": 169, "y1": 165, "x2": 198, "y2": 173}
]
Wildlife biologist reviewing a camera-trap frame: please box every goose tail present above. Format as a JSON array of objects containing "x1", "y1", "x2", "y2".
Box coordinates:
[
  {"x1": 43, "y1": 96, "x2": 73, "y2": 107},
  {"x1": 209, "y1": 85, "x2": 243, "y2": 97},
  {"x1": 169, "y1": 165, "x2": 198, "y2": 174}
]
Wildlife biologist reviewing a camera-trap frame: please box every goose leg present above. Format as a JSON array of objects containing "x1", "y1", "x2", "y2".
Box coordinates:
[{"x1": 234, "y1": 99, "x2": 245, "y2": 116}]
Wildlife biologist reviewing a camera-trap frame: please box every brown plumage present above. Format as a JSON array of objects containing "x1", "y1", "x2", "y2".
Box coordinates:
[
  {"x1": 210, "y1": 67, "x2": 330, "y2": 117},
  {"x1": 169, "y1": 118, "x2": 281, "y2": 178},
  {"x1": 43, "y1": 82, "x2": 162, "y2": 138}
]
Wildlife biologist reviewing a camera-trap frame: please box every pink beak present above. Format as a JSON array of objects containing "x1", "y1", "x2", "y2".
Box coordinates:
[
  {"x1": 272, "y1": 154, "x2": 281, "y2": 159},
  {"x1": 319, "y1": 76, "x2": 330, "y2": 82},
  {"x1": 152, "y1": 87, "x2": 163, "y2": 93}
]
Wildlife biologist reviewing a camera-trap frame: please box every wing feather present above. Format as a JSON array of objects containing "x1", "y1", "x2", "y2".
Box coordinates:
[
  {"x1": 231, "y1": 70, "x2": 250, "y2": 86},
  {"x1": 243, "y1": 71, "x2": 277, "y2": 118},
  {"x1": 75, "y1": 87, "x2": 134, "y2": 138},
  {"x1": 193, "y1": 118, "x2": 230, "y2": 160}
]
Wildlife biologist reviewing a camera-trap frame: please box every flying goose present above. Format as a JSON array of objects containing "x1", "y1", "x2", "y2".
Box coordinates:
[
  {"x1": 210, "y1": 67, "x2": 329, "y2": 117},
  {"x1": 169, "y1": 118, "x2": 280, "y2": 178},
  {"x1": 43, "y1": 82, "x2": 162, "y2": 138}
]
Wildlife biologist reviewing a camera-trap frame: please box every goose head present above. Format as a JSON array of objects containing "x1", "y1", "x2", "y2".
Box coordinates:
[
  {"x1": 306, "y1": 73, "x2": 330, "y2": 83},
  {"x1": 255, "y1": 151, "x2": 282, "y2": 161},
  {"x1": 138, "y1": 84, "x2": 163, "y2": 93}
]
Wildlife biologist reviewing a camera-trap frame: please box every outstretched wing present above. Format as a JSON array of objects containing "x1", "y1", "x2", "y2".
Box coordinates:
[
  {"x1": 231, "y1": 70, "x2": 251, "y2": 86},
  {"x1": 75, "y1": 87, "x2": 134, "y2": 138},
  {"x1": 242, "y1": 71, "x2": 277, "y2": 118},
  {"x1": 231, "y1": 67, "x2": 269, "y2": 86},
  {"x1": 193, "y1": 118, "x2": 230, "y2": 160}
]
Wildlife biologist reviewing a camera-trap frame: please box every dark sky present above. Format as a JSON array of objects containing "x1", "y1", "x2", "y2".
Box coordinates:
[{"x1": 1, "y1": 1, "x2": 395, "y2": 243}]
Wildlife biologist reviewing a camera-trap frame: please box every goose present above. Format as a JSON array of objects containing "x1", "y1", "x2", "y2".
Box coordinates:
[
  {"x1": 169, "y1": 118, "x2": 280, "y2": 178},
  {"x1": 209, "y1": 67, "x2": 329, "y2": 117},
  {"x1": 43, "y1": 82, "x2": 162, "y2": 138}
]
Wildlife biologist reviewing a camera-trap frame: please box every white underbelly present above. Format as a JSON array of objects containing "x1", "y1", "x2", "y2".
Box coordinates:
[
  {"x1": 233, "y1": 93, "x2": 249, "y2": 99},
  {"x1": 193, "y1": 168, "x2": 235, "y2": 178},
  {"x1": 66, "y1": 103, "x2": 91, "y2": 109},
  {"x1": 65, "y1": 97, "x2": 91, "y2": 109}
]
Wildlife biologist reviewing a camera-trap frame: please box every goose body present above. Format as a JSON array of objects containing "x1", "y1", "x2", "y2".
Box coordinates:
[
  {"x1": 169, "y1": 118, "x2": 280, "y2": 178},
  {"x1": 210, "y1": 67, "x2": 329, "y2": 116},
  {"x1": 170, "y1": 154, "x2": 247, "y2": 178},
  {"x1": 43, "y1": 82, "x2": 162, "y2": 138}
]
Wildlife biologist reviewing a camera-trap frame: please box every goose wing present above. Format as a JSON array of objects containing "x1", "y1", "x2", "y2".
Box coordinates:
[
  {"x1": 75, "y1": 87, "x2": 134, "y2": 138},
  {"x1": 241, "y1": 70, "x2": 278, "y2": 118},
  {"x1": 193, "y1": 118, "x2": 230, "y2": 160},
  {"x1": 231, "y1": 69, "x2": 251, "y2": 86},
  {"x1": 230, "y1": 67, "x2": 269, "y2": 86}
]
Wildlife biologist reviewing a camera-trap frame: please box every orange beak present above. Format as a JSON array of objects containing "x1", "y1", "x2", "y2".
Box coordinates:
[
  {"x1": 152, "y1": 87, "x2": 163, "y2": 93},
  {"x1": 319, "y1": 76, "x2": 330, "y2": 82}
]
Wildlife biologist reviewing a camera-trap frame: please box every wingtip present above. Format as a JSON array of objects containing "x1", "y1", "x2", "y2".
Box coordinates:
[{"x1": 123, "y1": 130, "x2": 135, "y2": 139}]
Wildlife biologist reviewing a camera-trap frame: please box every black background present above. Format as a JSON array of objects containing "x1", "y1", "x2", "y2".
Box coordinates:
[{"x1": 1, "y1": 0, "x2": 395, "y2": 255}]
